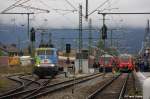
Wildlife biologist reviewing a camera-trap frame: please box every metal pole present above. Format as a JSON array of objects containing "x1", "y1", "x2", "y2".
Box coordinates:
[
  {"x1": 79, "y1": 4, "x2": 83, "y2": 73},
  {"x1": 111, "y1": 29, "x2": 113, "y2": 47},
  {"x1": 104, "y1": 39, "x2": 106, "y2": 74},
  {"x1": 17, "y1": 36, "x2": 20, "y2": 54},
  {"x1": 27, "y1": 13, "x2": 30, "y2": 40},
  {"x1": 27, "y1": 13, "x2": 31, "y2": 55},
  {"x1": 49, "y1": 33, "x2": 52, "y2": 46},
  {"x1": 72, "y1": 62, "x2": 76, "y2": 94},
  {"x1": 61, "y1": 38, "x2": 64, "y2": 50},
  {"x1": 85, "y1": 0, "x2": 88, "y2": 19},
  {"x1": 88, "y1": 18, "x2": 92, "y2": 56},
  {"x1": 31, "y1": 41, "x2": 35, "y2": 57},
  {"x1": 103, "y1": 14, "x2": 106, "y2": 74}
]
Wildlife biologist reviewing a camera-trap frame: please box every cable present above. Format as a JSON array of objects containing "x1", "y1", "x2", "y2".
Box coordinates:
[
  {"x1": 38, "y1": 0, "x2": 76, "y2": 13},
  {"x1": 64, "y1": 0, "x2": 78, "y2": 11},
  {"x1": 38, "y1": 0, "x2": 53, "y2": 9},
  {"x1": 88, "y1": 0, "x2": 110, "y2": 16},
  {"x1": 5, "y1": 0, "x2": 24, "y2": 10},
  {"x1": 2, "y1": 0, "x2": 31, "y2": 13}
]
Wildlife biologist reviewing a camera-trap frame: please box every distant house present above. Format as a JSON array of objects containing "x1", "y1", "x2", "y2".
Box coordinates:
[{"x1": 0, "y1": 43, "x2": 19, "y2": 56}]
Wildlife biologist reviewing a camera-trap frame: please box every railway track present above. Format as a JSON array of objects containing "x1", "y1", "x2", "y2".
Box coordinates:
[
  {"x1": 0, "y1": 73, "x2": 103, "y2": 99},
  {"x1": 0, "y1": 74, "x2": 42, "y2": 99},
  {"x1": 124, "y1": 72, "x2": 143, "y2": 99},
  {"x1": 88, "y1": 73, "x2": 129, "y2": 99},
  {"x1": 21, "y1": 73, "x2": 104, "y2": 99},
  {"x1": 0, "y1": 74, "x2": 25, "y2": 98}
]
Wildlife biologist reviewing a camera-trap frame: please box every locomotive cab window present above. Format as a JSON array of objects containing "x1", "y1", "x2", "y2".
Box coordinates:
[
  {"x1": 104, "y1": 57, "x2": 111, "y2": 64},
  {"x1": 46, "y1": 50, "x2": 54, "y2": 55},
  {"x1": 120, "y1": 56, "x2": 130, "y2": 62},
  {"x1": 37, "y1": 50, "x2": 45, "y2": 55}
]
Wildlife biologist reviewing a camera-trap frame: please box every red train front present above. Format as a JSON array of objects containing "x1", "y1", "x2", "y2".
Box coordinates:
[
  {"x1": 99, "y1": 54, "x2": 116, "y2": 72},
  {"x1": 118, "y1": 54, "x2": 134, "y2": 72}
]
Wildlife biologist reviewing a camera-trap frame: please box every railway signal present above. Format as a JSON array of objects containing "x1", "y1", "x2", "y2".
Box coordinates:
[
  {"x1": 66, "y1": 44, "x2": 71, "y2": 53},
  {"x1": 101, "y1": 24, "x2": 107, "y2": 40},
  {"x1": 30, "y1": 27, "x2": 35, "y2": 42}
]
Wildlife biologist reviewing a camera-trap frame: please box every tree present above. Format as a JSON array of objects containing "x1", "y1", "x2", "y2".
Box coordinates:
[{"x1": 97, "y1": 40, "x2": 104, "y2": 50}]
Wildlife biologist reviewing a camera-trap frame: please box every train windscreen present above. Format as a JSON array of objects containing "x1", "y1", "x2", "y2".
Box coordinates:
[
  {"x1": 120, "y1": 56, "x2": 129, "y2": 62},
  {"x1": 46, "y1": 50, "x2": 54, "y2": 55},
  {"x1": 37, "y1": 50, "x2": 45, "y2": 55},
  {"x1": 103, "y1": 57, "x2": 111, "y2": 64},
  {"x1": 37, "y1": 50, "x2": 54, "y2": 56}
]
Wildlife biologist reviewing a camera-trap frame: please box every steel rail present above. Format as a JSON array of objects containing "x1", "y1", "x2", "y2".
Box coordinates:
[
  {"x1": 23, "y1": 73, "x2": 104, "y2": 99},
  {"x1": 0, "y1": 73, "x2": 103, "y2": 99},
  {"x1": 118, "y1": 73, "x2": 129, "y2": 99},
  {"x1": 0, "y1": 75, "x2": 24, "y2": 98},
  {"x1": 87, "y1": 74, "x2": 121, "y2": 99},
  {"x1": 0, "y1": 74, "x2": 40, "y2": 99}
]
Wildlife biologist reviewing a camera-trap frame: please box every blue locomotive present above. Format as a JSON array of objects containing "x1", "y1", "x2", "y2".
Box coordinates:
[{"x1": 33, "y1": 47, "x2": 59, "y2": 78}]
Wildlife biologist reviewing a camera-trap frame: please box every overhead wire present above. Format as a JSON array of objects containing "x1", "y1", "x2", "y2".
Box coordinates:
[
  {"x1": 2, "y1": 0, "x2": 24, "y2": 12},
  {"x1": 37, "y1": 0, "x2": 78, "y2": 27},
  {"x1": 38, "y1": 0, "x2": 53, "y2": 9},
  {"x1": 38, "y1": 0, "x2": 76, "y2": 13},
  {"x1": 110, "y1": 0, "x2": 125, "y2": 29},
  {"x1": 106, "y1": 0, "x2": 119, "y2": 28},
  {"x1": 64, "y1": 0, "x2": 78, "y2": 11},
  {"x1": 2, "y1": 0, "x2": 31, "y2": 13},
  {"x1": 88, "y1": 0, "x2": 110, "y2": 16}
]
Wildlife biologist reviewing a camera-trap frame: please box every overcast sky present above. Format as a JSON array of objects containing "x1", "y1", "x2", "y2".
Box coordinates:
[{"x1": 0, "y1": 0, "x2": 150, "y2": 28}]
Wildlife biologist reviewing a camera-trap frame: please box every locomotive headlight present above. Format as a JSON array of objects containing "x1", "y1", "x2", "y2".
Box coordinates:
[
  {"x1": 50, "y1": 64, "x2": 55, "y2": 67},
  {"x1": 37, "y1": 64, "x2": 40, "y2": 67}
]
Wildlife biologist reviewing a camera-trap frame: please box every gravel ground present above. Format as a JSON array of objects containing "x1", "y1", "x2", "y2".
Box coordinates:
[
  {"x1": 125, "y1": 72, "x2": 142, "y2": 97},
  {"x1": 0, "y1": 65, "x2": 33, "y2": 94},
  {"x1": 94, "y1": 73, "x2": 128, "y2": 99},
  {"x1": 38, "y1": 73, "x2": 114, "y2": 99},
  {"x1": 0, "y1": 72, "x2": 92, "y2": 95},
  {"x1": 23, "y1": 73, "x2": 93, "y2": 86},
  {"x1": 0, "y1": 76, "x2": 19, "y2": 94}
]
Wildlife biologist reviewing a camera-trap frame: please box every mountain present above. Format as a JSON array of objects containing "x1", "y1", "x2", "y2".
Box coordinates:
[{"x1": 0, "y1": 25, "x2": 145, "y2": 54}]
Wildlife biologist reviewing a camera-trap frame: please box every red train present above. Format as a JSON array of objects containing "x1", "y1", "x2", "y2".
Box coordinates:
[
  {"x1": 99, "y1": 54, "x2": 117, "y2": 72},
  {"x1": 117, "y1": 54, "x2": 135, "y2": 72},
  {"x1": 98, "y1": 53, "x2": 135, "y2": 73}
]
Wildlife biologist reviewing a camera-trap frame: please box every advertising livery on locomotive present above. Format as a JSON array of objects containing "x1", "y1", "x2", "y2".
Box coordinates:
[{"x1": 33, "y1": 47, "x2": 59, "y2": 78}]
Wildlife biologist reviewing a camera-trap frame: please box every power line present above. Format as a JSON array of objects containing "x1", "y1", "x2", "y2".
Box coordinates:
[
  {"x1": 17, "y1": 4, "x2": 49, "y2": 13},
  {"x1": 2, "y1": 0, "x2": 31, "y2": 13},
  {"x1": 64, "y1": 0, "x2": 78, "y2": 11},
  {"x1": 88, "y1": 0, "x2": 110, "y2": 16},
  {"x1": 98, "y1": 12, "x2": 150, "y2": 14}
]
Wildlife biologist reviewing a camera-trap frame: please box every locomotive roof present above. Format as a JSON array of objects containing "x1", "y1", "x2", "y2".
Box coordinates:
[
  {"x1": 36, "y1": 47, "x2": 57, "y2": 51},
  {"x1": 119, "y1": 54, "x2": 132, "y2": 57},
  {"x1": 101, "y1": 54, "x2": 113, "y2": 58}
]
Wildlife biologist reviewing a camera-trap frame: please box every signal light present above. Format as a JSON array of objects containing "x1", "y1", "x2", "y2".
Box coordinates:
[
  {"x1": 101, "y1": 24, "x2": 107, "y2": 40},
  {"x1": 66, "y1": 44, "x2": 71, "y2": 53},
  {"x1": 30, "y1": 27, "x2": 35, "y2": 42}
]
